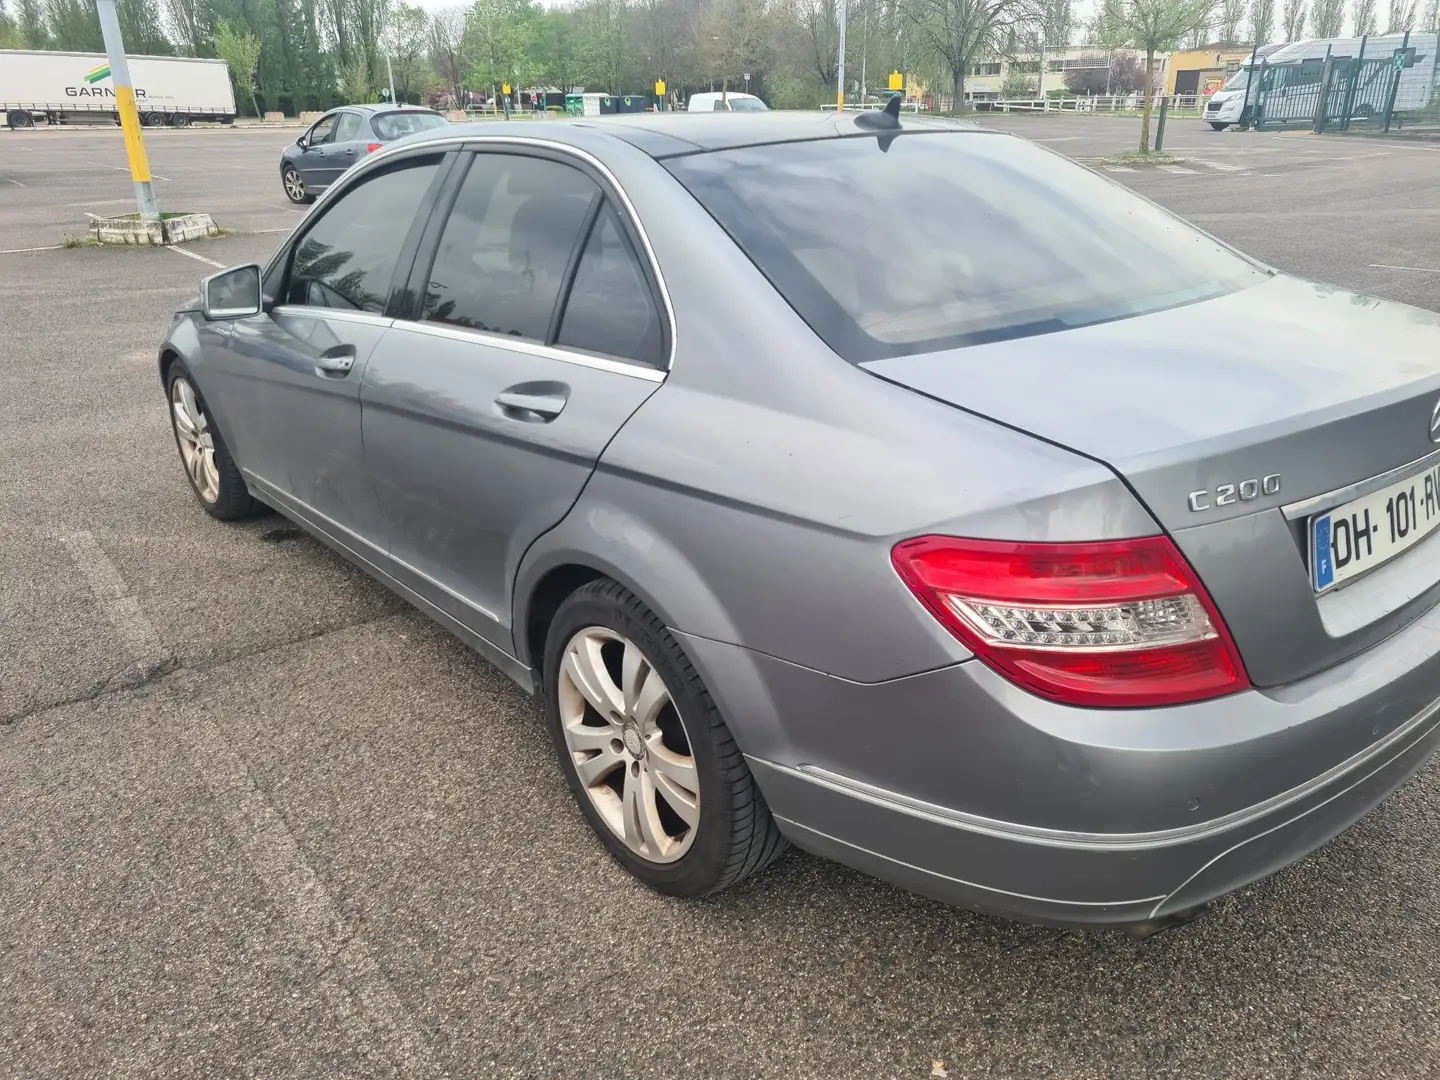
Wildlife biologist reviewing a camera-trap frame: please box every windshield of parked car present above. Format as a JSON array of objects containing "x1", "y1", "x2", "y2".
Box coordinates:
[
  {"x1": 1222, "y1": 66, "x2": 1254, "y2": 90},
  {"x1": 371, "y1": 111, "x2": 448, "y2": 141},
  {"x1": 665, "y1": 132, "x2": 1267, "y2": 362},
  {"x1": 728, "y1": 97, "x2": 769, "y2": 111}
]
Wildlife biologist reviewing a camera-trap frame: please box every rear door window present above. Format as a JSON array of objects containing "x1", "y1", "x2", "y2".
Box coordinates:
[
  {"x1": 556, "y1": 202, "x2": 665, "y2": 367},
  {"x1": 665, "y1": 133, "x2": 1266, "y2": 363},
  {"x1": 420, "y1": 153, "x2": 599, "y2": 341},
  {"x1": 372, "y1": 111, "x2": 449, "y2": 141},
  {"x1": 334, "y1": 111, "x2": 363, "y2": 142},
  {"x1": 284, "y1": 157, "x2": 442, "y2": 312}
]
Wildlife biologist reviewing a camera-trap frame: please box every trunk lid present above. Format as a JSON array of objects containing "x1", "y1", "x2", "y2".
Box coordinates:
[{"x1": 863, "y1": 275, "x2": 1440, "y2": 687}]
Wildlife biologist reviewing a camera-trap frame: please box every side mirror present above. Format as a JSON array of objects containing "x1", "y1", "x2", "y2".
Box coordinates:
[
  {"x1": 201, "y1": 264, "x2": 264, "y2": 320},
  {"x1": 296, "y1": 134, "x2": 308, "y2": 148}
]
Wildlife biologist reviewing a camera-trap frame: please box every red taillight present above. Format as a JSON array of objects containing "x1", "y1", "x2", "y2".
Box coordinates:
[
  {"x1": 366, "y1": 143, "x2": 382, "y2": 153},
  {"x1": 891, "y1": 536, "x2": 1250, "y2": 708}
]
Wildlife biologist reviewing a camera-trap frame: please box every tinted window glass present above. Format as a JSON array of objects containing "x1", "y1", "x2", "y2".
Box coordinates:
[
  {"x1": 372, "y1": 111, "x2": 448, "y2": 141},
  {"x1": 422, "y1": 154, "x2": 598, "y2": 340},
  {"x1": 285, "y1": 158, "x2": 440, "y2": 312},
  {"x1": 308, "y1": 114, "x2": 336, "y2": 144},
  {"x1": 334, "y1": 112, "x2": 363, "y2": 141},
  {"x1": 728, "y1": 97, "x2": 768, "y2": 111},
  {"x1": 666, "y1": 134, "x2": 1265, "y2": 362},
  {"x1": 557, "y1": 203, "x2": 664, "y2": 366}
]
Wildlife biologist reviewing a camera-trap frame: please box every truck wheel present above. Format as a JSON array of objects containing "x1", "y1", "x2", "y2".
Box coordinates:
[
  {"x1": 168, "y1": 113, "x2": 191, "y2": 128},
  {"x1": 6, "y1": 109, "x2": 34, "y2": 129},
  {"x1": 142, "y1": 112, "x2": 166, "y2": 128}
]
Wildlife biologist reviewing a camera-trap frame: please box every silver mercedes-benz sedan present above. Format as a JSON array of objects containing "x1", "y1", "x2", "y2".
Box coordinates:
[{"x1": 158, "y1": 105, "x2": 1440, "y2": 935}]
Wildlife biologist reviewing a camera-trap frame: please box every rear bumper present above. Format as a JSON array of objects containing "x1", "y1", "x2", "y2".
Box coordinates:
[
  {"x1": 676, "y1": 595, "x2": 1440, "y2": 929},
  {"x1": 748, "y1": 698, "x2": 1440, "y2": 927}
]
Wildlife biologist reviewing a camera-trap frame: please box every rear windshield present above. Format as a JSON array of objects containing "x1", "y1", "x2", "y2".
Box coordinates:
[
  {"x1": 665, "y1": 133, "x2": 1266, "y2": 362},
  {"x1": 371, "y1": 111, "x2": 448, "y2": 141},
  {"x1": 728, "y1": 97, "x2": 769, "y2": 111}
]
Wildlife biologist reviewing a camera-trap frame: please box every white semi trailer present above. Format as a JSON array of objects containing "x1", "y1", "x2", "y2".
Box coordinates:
[{"x1": 0, "y1": 49, "x2": 236, "y2": 128}]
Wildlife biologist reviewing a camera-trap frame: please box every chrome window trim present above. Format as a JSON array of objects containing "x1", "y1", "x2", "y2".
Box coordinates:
[
  {"x1": 389, "y1": 320, "x2": 665, "y2": 382},
  {"x1": 270, "y1": 305, "x2": 394, "y2": 329},
  {"x1": 1282, "y1": 445, "x2": 1440, "y2": 521},
  {"x1": 262, "y1": 133, "x2": 678, "y2": 371}
]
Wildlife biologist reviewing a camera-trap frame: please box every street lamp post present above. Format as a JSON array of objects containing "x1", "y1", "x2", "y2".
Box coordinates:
[
  {"x1": 836, "y1": 0, "x2": 847, "y2": 112},
  {"x1": 94, "y1": 0, "x2": 158, "y2": 222}
]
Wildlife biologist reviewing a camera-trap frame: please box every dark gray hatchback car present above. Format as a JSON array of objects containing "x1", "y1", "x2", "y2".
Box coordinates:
[
  {"x1": 163, "y1": 109, "x2": 1440, "y2": 935},
  {"x1": 279, "y1": 103, "x2": 448, "y2": 204}
]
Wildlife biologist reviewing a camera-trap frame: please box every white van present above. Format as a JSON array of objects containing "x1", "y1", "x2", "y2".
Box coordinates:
[
  {"x1": 1205, "y1": 34, "x2": 1438, "y2": 129},
  {"x1": 686, "y1": 91, "x2": 768, "y2": 112}
]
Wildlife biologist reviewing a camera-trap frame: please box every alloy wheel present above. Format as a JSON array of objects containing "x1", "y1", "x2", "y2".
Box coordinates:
[
  {"x1": 283, "y1": 168, "x2": 305, "y2": 202},
  {"x1": 170, "y1": 377, "x2": 220, "y2": 504},
  {"x1": 557, "y1": 627, "x2": 700, "y2": 863}
]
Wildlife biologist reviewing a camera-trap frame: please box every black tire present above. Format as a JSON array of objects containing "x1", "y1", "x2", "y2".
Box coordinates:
[
  {"x1": 169, "y1": 113, "x2": 191, "y2": 128},
  {"x1": 7, "y1": 109, "x2": 34, "y2": 129},
  {"x1": 543, "y1": 578, "x2": 788, "y2": 897},
  {"x1": 281, "y1": 165, "x2": 312, "y2": 204},
  {"x1": 164, "y1": 361, "x2": 259, "y2": 521},
  {"x1": 1209, "y1": 121, "x2": 1228, "y2": 130},
  {"x1": 143, "y1": 112, "x2": 166, "y2": 128}
]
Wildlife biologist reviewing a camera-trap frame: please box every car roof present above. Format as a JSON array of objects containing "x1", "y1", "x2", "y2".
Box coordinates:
[
  {"x1": 348, "y1": 103, "x2": 440, "y2": 115},
  {"x1": 410, "y1": 111, "x2": 984, "y2": 159}
]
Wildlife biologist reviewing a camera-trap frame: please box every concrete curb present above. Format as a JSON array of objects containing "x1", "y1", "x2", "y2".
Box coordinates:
[{"x1": 89, "y1": 212, "x2": 219, "y2": 245}]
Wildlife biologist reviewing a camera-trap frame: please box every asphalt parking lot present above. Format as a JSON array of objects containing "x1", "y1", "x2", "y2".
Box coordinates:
[{"x1": 4, "y1": 117, "x2": 1440, "y2": 1080}]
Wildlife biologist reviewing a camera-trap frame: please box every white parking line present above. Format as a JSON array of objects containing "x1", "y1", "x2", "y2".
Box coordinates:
[
  {"x1": 1103, "y1": 165, "x2": 1136, "y2": 172},
  {"x1": 1158, "y1": 164, "x2": 1200, "y2": 174},
  {"x1": 1, "y1": 175, "x2": 25, "y2": 186},
  {"x1": 1369, "y1": 263, "x2": 1440, "y2": 274},
  {"x1": 61, "y1": 531, "x2": 170, "y2": 677},
  {"x1": 167, "y1": 245, "x2": 226, "y2": 268},
  {"x1": 1185, "y1": 158, "x2": 1245, "y2": 172},
  {"x1": 0, "y1": 245, "x2": 62, "y2": 254}
]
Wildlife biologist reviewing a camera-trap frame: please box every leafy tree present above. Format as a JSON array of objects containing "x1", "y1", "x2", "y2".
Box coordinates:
[
  {"x1": 45, "y1": 0, "x2": 101, "y2": 49},
  {"x1": 1353, "y1": 0, "x2": 1378, "y2": 32},
  {"x1": 1095, "y1": 0, "x2": 1216, "y2": 149},
  {"x1": 15, "y1": 0, "x2": 49, "y2": 46},
  {"x1": 530, "y1": 7, "x2": 582, "y2": 92},
  {"x1": 0, "y1": 0, "x2": 20, "y2": 48},
  {"x1": 213, "y1": 18, "x2": 262, "y2": 113},
  {"x1": 383, "y1": 3, "x2": 431, "y2": 103},
  {"x1": 1001, "y1": 67, "x2": 1036, "y2": 93},
  {"x1": 340, "y1": 50, "x2": 371, "y2": 100},
  {"x1": 1308, "y1": 0, "x2": 1344, "y2": 33}
]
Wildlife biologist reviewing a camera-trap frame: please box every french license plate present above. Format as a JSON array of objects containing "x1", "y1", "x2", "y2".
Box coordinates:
[{"x1": 1311, "y1": 462, "x2": 1440, "y2": 592}]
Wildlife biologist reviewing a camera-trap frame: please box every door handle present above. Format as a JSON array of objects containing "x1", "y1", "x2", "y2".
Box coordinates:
[
  {"x1": 495, "y1": 390, "x2": 567, "y2": 421},
  {"x1": 342, "y1": 148, "x2": 356, "y2": 156},
  {"x1": 315, "y1": 345, "x2": 355, "y2": 377}
]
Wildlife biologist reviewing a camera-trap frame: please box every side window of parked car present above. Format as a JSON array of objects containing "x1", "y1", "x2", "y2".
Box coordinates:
[
  {"x1": 307, "y1": 114, "x2": 337, "y2": 145},
  {"x1": 283, "y1": 157, "x2": 441, "y2": 312},
  {"x1": 421, "y1": 153, "x2": 599, "y2": 341},
  {"x1": 556, "y1": 202, "x2": 665, "y2": 368},
  {"x1": 334, "y1": 112, "x2": 363, "y2": 142}
]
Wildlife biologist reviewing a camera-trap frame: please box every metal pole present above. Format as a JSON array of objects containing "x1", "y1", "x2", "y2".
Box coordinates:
[
  {"x1": 836, "y1": 0, "x2": 847, "y2": 111},
  {"x1": 94, "y1": 0, "x2": 158, "y2": 222},
  {"x1": 386, "y1": 53, "x2": 396, "y2": 105},
  {"x1": 1155, "y1": 95, "x2": 1169, "y2": 149},
  {"x1": 1382, "y1": 30, "x2": 1408, "y2": 132},
  {"x1": 861, "y1": 0, "x2": 868, "y2": 104}
]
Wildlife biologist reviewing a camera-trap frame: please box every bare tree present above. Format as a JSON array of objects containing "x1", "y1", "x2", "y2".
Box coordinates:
[
  {"x1": 906, "y1": 0, "x2": 1037, "y2": 110},
  {"x1": 1218, "y1": 0, "x2": 1246, "y2": 40},
  {"x1": 1094, "y1": 0, "x2": 1217, "y2": 149},
  {"x1": 1280, "y1": 0, "x2": 1305, "y2": 37},
  {"x1": 1352, "y1": 0, "x2": 1378, "y2": 31},
  {"x1": 1248, "y1": 0, "x2": 1275, "y2": 42},
  {"x1": 429, "y1": 5, "x2": 469, "y2": 107},
  {"x1": 1309, "y1": 0, "x2": 1344, "y2": 33},
  {"x1": 1385, "y1": 0, "x2": 1416, "y2": 28},
  {"x1": 795, "y1": 0, "x2": 841, "y2": 86}
]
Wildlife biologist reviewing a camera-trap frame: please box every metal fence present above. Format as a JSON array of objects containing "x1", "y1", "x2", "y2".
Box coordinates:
[{"x1": 1241, "y1": 31, "x2": 1440, "y2": 134}]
